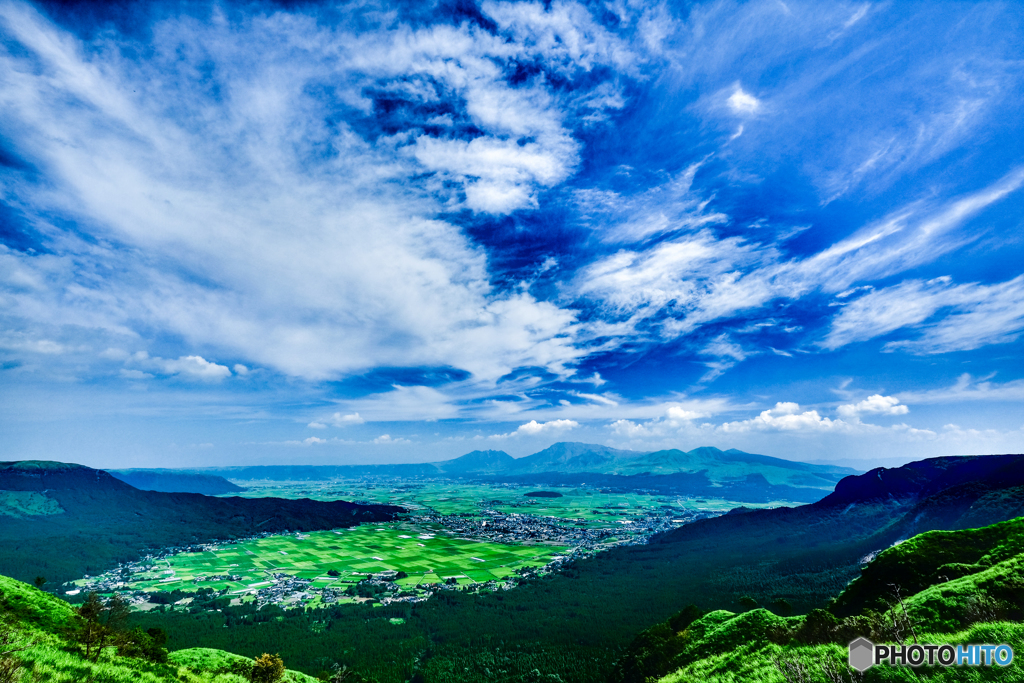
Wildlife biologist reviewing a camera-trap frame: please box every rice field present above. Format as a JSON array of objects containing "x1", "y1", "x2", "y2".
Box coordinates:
[
  {"x1": 231, "y1": 480, "x2": 764, "y2": 527},
  {"x1": 123, "y1": 522, "x2": 568, "y2": 595}
]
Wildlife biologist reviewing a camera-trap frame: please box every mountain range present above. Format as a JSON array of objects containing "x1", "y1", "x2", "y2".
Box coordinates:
[
  {"x1": 109, "y1": 469, "x2": 245, "y2": 495},
  {"x1": 184, "y1": 442, "x2": 860, "y2": 503}
]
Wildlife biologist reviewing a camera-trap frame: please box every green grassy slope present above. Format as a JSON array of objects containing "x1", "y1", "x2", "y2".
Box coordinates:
[
  {"x1": 830, "y1": 516, "x2": 1024, "y2": 617},
  {"x1": 0, "y1": 574, "x2": 316, "y2": 682},
  {"x1": 616, "y1": 517, "x2": 1024, "y2": 683}
]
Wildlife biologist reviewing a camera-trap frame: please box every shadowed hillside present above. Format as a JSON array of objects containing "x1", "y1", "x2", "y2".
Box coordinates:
[
  {"x1": 109, "y1": 469, "x2": 246, "y2": 495},
  {"x1": 0, "y1": 461, "x2": 403, "y2": 586}
]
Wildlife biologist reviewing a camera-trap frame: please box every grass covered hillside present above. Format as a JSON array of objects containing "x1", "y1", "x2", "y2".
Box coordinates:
[
  {"x1": 613, "y1": 516, "x2": 1024, "y2": 683},
  {"x1": 0, "y1": 574, "x2": 316, "y2": 682}
]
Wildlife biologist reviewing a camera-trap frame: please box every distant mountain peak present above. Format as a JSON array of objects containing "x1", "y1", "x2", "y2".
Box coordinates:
[{"x1": 434, "y1": 449, "x2": 515, "y2": 474}]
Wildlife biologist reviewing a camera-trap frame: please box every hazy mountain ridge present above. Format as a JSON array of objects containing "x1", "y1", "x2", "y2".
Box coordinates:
[
  {"x1": 109, "y1": 469, "x2": 245, "y2": 495},
  {"x1": 178, "y1": 442, "x2": 858, "y2": 502}
]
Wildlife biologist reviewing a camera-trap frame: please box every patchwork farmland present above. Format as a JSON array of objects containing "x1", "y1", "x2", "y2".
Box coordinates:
[{"x1": 86, "y1": 522, "x2": 569, "y2": 608}]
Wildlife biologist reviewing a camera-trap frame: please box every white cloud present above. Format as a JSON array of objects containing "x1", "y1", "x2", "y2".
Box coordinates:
[
  {"x1": 897, "y1": 374, "x2": 1024, "y2": 404},
  {"x1": 328, "y1": 412, "x2": 366, "y2": 427},
  {"x1": 823, "y1": 274, "x2": 1024, "y2": 351},
  {"x1": 307, "y1": 422, "x2": 327, "y2": 429},
  {"x1": 720, "y1": 402, "x2": 846, "y2": 433},
  {"x1": 571, "y1": 392, "x2": 619, "y2": 406},
  {"x1": 666, "y1": 406, "x2": 704, "y2": 421},
  {"x1": 516, "y1": 418, "x2": 579, "y2": 435},
  {"x1": 0, "y1": 0, "x2": 637, "y2": 385},
  {"x1": 727, "y1": 84, "x2": 761, "y2": 115},
  {"x1": 610, "y1": 418, "x2": 653, "y2": 438},
  {"x1": 123, "y1": 352, "x2": 231, "y2": 381},
  {"x1": 574, "y1": 170, "x2": 1024, "y2": 357},
  {"x1": 574, "y1": 162, "x2": 729, "y2": 243},
  {"x1": 160, "y1": 355, "x2": 233, "y2": 381},
  {"x1": 0, "y1": 337, "x2": 70, "y2": 354},
  {"x1": 699, "y1": 333, "x2": 748, "y2": 382},
  {"x1": 373, "y1": 434, "x2": 410, "y2": 445},
  {"x1": 608, "y1": 404, "x2": 706, "y2": 439},
  {"x1": 837, "y1": 394, "x2": 909, "y2": 421},
  {"x1": 490, "y1": 418, "x2": 579, "y2": 439},
  {"x1": 576, "y1": 230, "x2": 771, "y2": 340}
]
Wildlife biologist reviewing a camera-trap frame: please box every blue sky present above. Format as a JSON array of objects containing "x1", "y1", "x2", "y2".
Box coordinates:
[{"x1": 1, "y1": 0, "x2": 1023, "y2": 469}]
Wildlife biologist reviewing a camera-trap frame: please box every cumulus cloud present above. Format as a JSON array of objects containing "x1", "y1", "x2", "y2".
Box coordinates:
[
  {"x1": 837, "y1": 394, "x2": 909, "y2": 421},
  {"x1": 608, "y1": 404, "x2": 707, "y2": 439},
  {"x1": 720, "y1": 402, "x2": 846, "y2": 433},
  {"x1": 123, "y1": 352, "x2": 231, "y2": 381},
  {"x1": 490, "y1": 418, "x2": 579, "y2": 439},
  {"x1": 329, "y1": 412, "x2": 366, "y2": 427}
]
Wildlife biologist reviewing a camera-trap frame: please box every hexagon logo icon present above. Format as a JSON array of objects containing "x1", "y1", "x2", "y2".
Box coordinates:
[{"x1": 849, "y1": 637, "x2": 875, "y2": 672}]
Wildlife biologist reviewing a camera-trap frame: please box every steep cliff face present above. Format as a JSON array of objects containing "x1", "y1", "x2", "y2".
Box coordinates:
[
  {"x1": 0, "y1": 460, "x2": 133, "y2": 493},
  {"x1": 817, "y1": 454, "x2": 1024, "y2": 507}
]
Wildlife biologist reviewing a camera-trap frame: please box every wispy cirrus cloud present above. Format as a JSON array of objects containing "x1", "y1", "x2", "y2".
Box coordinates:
[{"x1": 823, "y1": 274, "x2": 1024, "y2": 351}]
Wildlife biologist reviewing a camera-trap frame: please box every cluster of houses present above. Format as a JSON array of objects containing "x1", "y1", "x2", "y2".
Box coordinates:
[{"x1": 409, "y1": 506, "x2": 708, "y2": 550}]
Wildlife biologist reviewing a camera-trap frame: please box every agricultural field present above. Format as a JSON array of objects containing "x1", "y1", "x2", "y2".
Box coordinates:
[
  {"x1": 228, "y1": 479, "x2": 777, "y2": 529},
  {"x1": 70, "y1": 480, "x2": 781, "y2": 611},
  {"x1": 80, "y1": 521, "x2": 568, "y2": 607}
]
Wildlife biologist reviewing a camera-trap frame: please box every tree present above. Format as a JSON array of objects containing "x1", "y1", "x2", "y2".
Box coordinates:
[
  {"x1": 771, "y1": 598, "x2": 793, "y2": 616},
  {"x1": 668, "y1": 604, "x2": 703, "y2": 632},
  {"x1": 74, "y1": 592, "x2": 132, "y2": 660},
  {"x1": 738, "y1": 595, "x2": 758, "y2": 611},
  {"x1": 33, "y1": 577, "x2": 45, "y2": 589},
  {"x1": 251, "y1": 653, "x2": 285, "y2": 683},
  {"x1": 116, "y1": 627, "x2": 168, "y2": 663}
]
